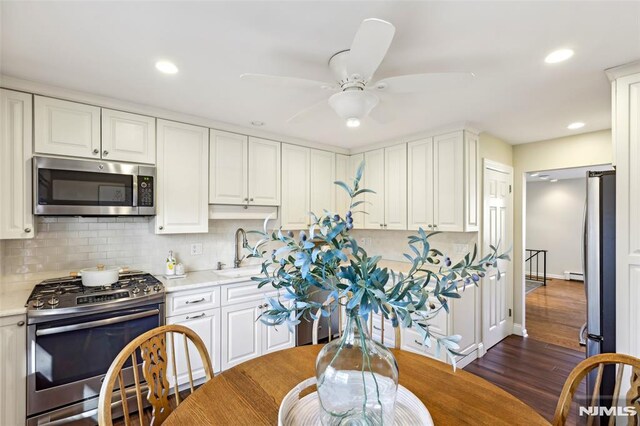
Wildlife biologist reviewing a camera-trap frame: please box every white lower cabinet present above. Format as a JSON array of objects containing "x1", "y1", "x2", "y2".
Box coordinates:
[
  {"x1": 0, "y1": 314, "x2": 27, "y2": 426},
  {"x1": 221, "y1": 300, "x2": 262, "y2": 370}
]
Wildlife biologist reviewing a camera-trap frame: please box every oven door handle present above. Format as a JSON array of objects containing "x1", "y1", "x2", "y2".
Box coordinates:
[{"x1": 35, "y1": 309, "x2": 160, "y2": 337}]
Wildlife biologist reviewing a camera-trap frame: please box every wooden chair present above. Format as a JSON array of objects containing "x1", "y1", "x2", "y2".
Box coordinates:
[
  {"x1": 98, "y1": 324, "x2": 213, "y2": 426},
  {"x1": 553, "y1": 353, "x2": 640, "y2": 426}
]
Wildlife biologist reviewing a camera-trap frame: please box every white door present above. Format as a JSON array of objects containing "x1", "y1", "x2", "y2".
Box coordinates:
[
  {"x1": 433, "y1": 132, "x2": 464, "y2": 232},
  {"x1": 335, "y1": 154, "x2": 350, "y2": 216},
  {"x1": 0, "y1": 89, "x2": 33, "y2": 240},
  {"x1": 348, "y1": 153, "x2": 365, "y2": 228},
  {"x1": 101, "y1": 109, "x2": 156, "y2": 164},
  {"x1": 364, "y1": 149, "x2": 385, "y2": 229},
  {"x1": 34, "y1": 96, "x2": 101, "y2": 159},
  {"x1": 209, "y1": 130, "x2": 248, "y2": 204},
  {"x1": 248, "y1": 137, "x2": 281, "y2": 206},
  {"x1": 0, "y1": 315, "x2": 26, "y2": 426},
  {"x1": 221, "y1": 301, "x2": 262, "y2": 370},
  {"x1": 310, "y1": 149, "x2": 336, "y2": 217},
  {"x1": 407, "y1": 138, "x2": 434, "y2": 231},
  {"x1": 155, "y1": 120, "x2": 209, "y2": 234},
  {"x1": 384, "y1": 144, "x2": 407, "y2": 230},
  {"x1": 482, "y1": 160, "x2": 513, "y2": 350},
  {"x1": 262, "y1": 301, "x2": 295, "y2": 355},
  {"x1": 281, "y1": 144, "x2": 310, "y2": 229},
  {"x1": 167, "y1": 308, "x2": 221, "y2": 387}
]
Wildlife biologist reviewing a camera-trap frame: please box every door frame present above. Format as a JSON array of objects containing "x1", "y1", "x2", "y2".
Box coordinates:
[{"x1": 480, "y1": 159, "x2": 514, "y2": 356}]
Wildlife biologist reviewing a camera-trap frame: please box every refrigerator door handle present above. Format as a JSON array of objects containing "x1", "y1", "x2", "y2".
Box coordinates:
[{"x1": 579, "y1": 322, "x2": 587, "y2": 346}]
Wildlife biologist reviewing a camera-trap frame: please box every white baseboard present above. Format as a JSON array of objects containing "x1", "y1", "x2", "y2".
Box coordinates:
[
  {"x1": 477, "y1": 342, "x2": 486, "y2": 358},
  {"x1": 513, "y1": 323, "x2": 528, "y2": 337},
  {"x1": 456, "y1": 348, "x2": 479, "y2": 369}
]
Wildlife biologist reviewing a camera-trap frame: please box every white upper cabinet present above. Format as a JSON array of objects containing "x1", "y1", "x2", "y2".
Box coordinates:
[
  {"x1": 364, "y1": 149, "x2": 385, "y2": 229},
  {"x1": 248, "y1": 137, "x2": 281, "y2": 206},
  {"x1": 101, "y1": 109, "x2": 156, "y2": 164},
  {"x1": 348, "y1": 153, "x2": 365, "y2": 228},
  {"x1": 155, "y1": 120, "x2": 209, "y2": 234},
  {"x1": 0, "y1": 89, "x2": 33, "y2": 240},
  {"x1": 384, "y1": 144, "x2": 407, "y2": 230},
  {"x1": 310, "y1": 149, "x2": 336, "y2": 217},
  {"x1": 281, "y1": 144, "x2": 310, "y2": 230},
  {"x1": 433, "y1": 132, "x2": 464, "y2": 232},
  {"x1": 209, "y1": 130, "x2": 248, "y2": 204},
  {"x1": 34, "y1": 96, "x2": 101, "y2": 159},
  {"x1": 408, "y1": 130, "x2": 479, "y2": 232},
  {"x1": 408, "y1": 138, "x2": 434, "y2": 230},
  {"x1": 335, "y1": 154, "x2": 350, "y2": 216}
]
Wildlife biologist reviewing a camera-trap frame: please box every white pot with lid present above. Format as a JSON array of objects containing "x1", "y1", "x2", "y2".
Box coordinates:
[{"x1": 71, "y1": 264, "x2": 126, "y2": 287}]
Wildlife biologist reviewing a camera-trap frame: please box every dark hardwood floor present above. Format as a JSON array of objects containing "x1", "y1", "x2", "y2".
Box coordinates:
[{"x1": 465, "y1": 278, "x2": 588, "y2": 424}]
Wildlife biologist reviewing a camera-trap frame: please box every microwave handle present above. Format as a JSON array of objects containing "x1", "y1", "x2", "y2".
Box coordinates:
[
  {"x1": 35, "y1": 309, "x2": 159, "y2": 336},
  {"x1": 132, "y1": 174, "x2": 138, "y2": 207}
]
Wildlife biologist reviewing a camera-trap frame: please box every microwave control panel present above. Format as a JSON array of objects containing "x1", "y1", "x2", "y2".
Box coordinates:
[{"x1": 138, "y1": 176, "x2": 154, "y2": 207}]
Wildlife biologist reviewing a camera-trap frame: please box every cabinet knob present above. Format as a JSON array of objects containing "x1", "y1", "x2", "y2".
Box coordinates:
[
  {"x1": 17, "y1": 321, "x2": 25, "y2": 327},
  {"x1": 244, "y1": 198, "x2": 249, "y2": 202},
  {"x1": 24, "y1": 227, "x2": 31, "y2": 233},
  {"x1": 379, "y1": 224, "x2": 383, "y2": 228},
  {"x1": 92, "y1": 149, "x2": 99, "y2": 155},
  {"x1": 427, "y1": 224, "x2": 433, "y2": 229},
  {"x1": 249, "y1": 198, "x2": 254, "y2": 202},
  {"x1": 158, "y1": 226, "x2": 164, "y2": 230},
  {"x1": 433, "y1": 224, "x2": 438, "y2": 229},
  {"x1": 103, "y1": 150, "x2": 109, "y2": 156}
]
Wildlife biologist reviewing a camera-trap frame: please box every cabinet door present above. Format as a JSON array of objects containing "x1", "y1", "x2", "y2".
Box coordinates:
[
  {"x1": 262, "y1": 301, "x2": 295, "y2": 355},
  {"x1": 335, "y1": 154, "x2": 350, "y2": 217},
  {"x1": 464, "y1": 131, "x2": 480, "y2": 232},
  {"x1": 364, "y1": 149, "x2": 385, "y2": 229},
  {"x1": 433, "y1": 132, "x2": 464, "y2": 232},
  {"x1": 101, "y1": 109, "x2": 156, "y2": 164},
  {"x1": 0, "y1": 315, "x2": 26, "y2": 426},
  {"x1": 221, "y1": 301, "x2": 262, "y2": 370},
  {"x1": 407, "y1": 138, "x2": 434, "y2": 231},
  {"x1": 281, "y1": 144, "x2": 310, "y2": 229},
  {"x1": 167, "y1": 308, "x2": 221, "y2": 387},
  {"x1": 348, "y1": 154, "x2": 365, "y2": 229},
  {"x1": 384, "y1": 144, "x2": 407, "y2": 230},
  {"x1": 310, "y1": 149, "x2": 336, "y2": 217},
  {"x1": 0, "y1": 89, "x2": 33, "y2": 240},
  {"x1": 451, "y1": 282, "x2": 477, "y2": 364},
  {"x1": 248, "y1": 137, "x2": 281, "y2": 206},
  {"x1": 34, "y1": 96, "x2": 100, "y2": 159},
  {"x1": 155, "y1": 120, "x2": 209, "y2": 234},
  {"x1": 209, "y1": 130, "x2": 248, "y2": 204}
]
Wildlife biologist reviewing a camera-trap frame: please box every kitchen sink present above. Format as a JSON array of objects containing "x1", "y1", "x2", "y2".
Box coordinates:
[{"x1": 215, "y1": 266, "x2": 264, "y2": 279}]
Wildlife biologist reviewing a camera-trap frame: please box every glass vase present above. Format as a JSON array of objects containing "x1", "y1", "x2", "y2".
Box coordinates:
[{"x1": 315, "y1": 310, "x2": 399, "y2": 425}]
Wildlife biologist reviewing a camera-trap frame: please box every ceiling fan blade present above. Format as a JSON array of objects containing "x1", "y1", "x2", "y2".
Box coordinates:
[
  {"x1": 287, "y1": 99, "x2": 330, "y2": 124},
  {"x1": 371, "y1": 72, "x2": 475, "y2": 94},
  {"x1": 347, "y1": 18, "x2": 396, "y2": 82},
  {"x1": 240, "y1": 73, "x2": 336, "y2": 90},
  {"x1": 368, "y1": 98, "x2": 396, "y2": 124}
]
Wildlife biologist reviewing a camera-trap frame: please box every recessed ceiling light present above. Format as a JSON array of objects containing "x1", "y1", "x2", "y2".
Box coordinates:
[
  {"x1": 155, "y1": 60, "x2": 178, "y2": 74},
  {"x1": 251, "y1": 121, "x2": 264, "y2": 127},
  {"x1": 544, "y1": 48, "x2": 574, "y2": 64},
  {"x1": 346, "y1": 117, "x2": 361, "y2": 128},
  {"x1": 567, "y1": 122, "x2": 585, "y2": 130},
  {"x1": 530, "y1": 172, "x2": 540, "y2": 177},
  {"x1": 550, "y1": 179, "x2": 558, "y2": 183},
  {"x1": 539, "y1": 175, "x2": 550, "y2": 180}
]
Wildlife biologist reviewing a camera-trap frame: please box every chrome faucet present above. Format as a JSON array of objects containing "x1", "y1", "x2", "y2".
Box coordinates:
[{"x1": 234, "y1": 228, "x2": 248, "y2": 268}]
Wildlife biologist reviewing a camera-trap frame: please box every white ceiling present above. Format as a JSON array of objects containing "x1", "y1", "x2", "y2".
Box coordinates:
[
  {"x1": 526, "y1": 164, "x2": 614, "y2": 182},
  {"x1": 1, "y1": 1, "x2": 639, "y2": 149}
]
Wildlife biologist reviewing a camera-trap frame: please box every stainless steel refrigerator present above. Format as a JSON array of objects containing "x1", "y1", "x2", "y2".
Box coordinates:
[{"x1": 582, "y1": 170, "x2": 616, "y2": 410}]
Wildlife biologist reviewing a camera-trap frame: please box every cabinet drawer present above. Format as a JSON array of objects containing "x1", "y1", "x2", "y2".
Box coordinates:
[
  {"x1": 221, "y1": 280, "x2": 276, "y2": 306},
  {"x1": 167, "y1": 287, "x2": 220, "y2": 316},
  {"x1": 400, "y1": 311, "x2": 448, "y2": 361}
]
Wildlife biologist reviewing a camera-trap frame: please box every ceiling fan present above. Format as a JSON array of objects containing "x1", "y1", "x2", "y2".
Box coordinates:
[{"x1": 240, "y1": 18, "x2": 474, "y2": 128}]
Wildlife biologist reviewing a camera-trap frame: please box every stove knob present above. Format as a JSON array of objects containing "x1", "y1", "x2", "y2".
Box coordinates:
[
  {"x1": 143, "y1": 286, "x2": 151, "y2": 293},
  {"x1": 153, "y1": 284, "x2": 161, "y2": 292},
  {"x1": 132, "y1": 286, "x2": 140, "y2": 294}
]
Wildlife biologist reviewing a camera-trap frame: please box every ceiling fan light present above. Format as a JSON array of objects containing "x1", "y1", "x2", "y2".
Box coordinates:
[
  {"x1": 328, "y1": 90, "x2": 379, "y2": 122},
  {"x1": 346, "y1": 117, "x2": 361, "y2": 128}
]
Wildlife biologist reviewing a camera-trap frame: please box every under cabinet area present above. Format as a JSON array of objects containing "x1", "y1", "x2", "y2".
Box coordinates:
[
  {"x1": 0, "y1": 314, "x2": 27, "y2": 426},
  {"x1": 0, "y1": 89, "x2": 33, "y2": 240},
  {"x1": 155, "y1": 120, "x2": 209, "y2": 234}
]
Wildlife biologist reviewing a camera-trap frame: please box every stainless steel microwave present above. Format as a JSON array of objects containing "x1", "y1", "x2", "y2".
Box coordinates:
[{"x1": 34, "y1": 156, "x2": 156, "y2": 216}]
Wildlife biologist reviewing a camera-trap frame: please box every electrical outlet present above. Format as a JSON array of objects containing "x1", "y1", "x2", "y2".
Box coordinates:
[
  {"x1": 359, "y1": 237, "x2": 372, "y2": 246},
  {"x1": 190, "y1": 243, "x2": 203, "y2": 255}
]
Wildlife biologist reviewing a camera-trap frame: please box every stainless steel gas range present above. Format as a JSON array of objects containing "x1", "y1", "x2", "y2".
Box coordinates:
[{"x1": 25, "y1": 272, "x2": 165, "y2": 426}]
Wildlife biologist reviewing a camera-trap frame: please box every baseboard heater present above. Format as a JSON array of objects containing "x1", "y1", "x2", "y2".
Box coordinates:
[{"x1": 564, "y1": 271, "x2": 584, "y2": 281}]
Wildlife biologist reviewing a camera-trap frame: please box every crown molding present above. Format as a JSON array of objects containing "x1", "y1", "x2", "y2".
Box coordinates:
[
  {"x1": 0, "y1": 74, "x2": 349, "y2": 154},
  {"x1": 605, "y1": 60, "x2": 640, "y2": 82}
]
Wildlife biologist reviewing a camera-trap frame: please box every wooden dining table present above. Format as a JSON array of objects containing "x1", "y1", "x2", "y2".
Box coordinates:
[{"x1": 164, "y1": 345, "x2": 550, "y2": 425}]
